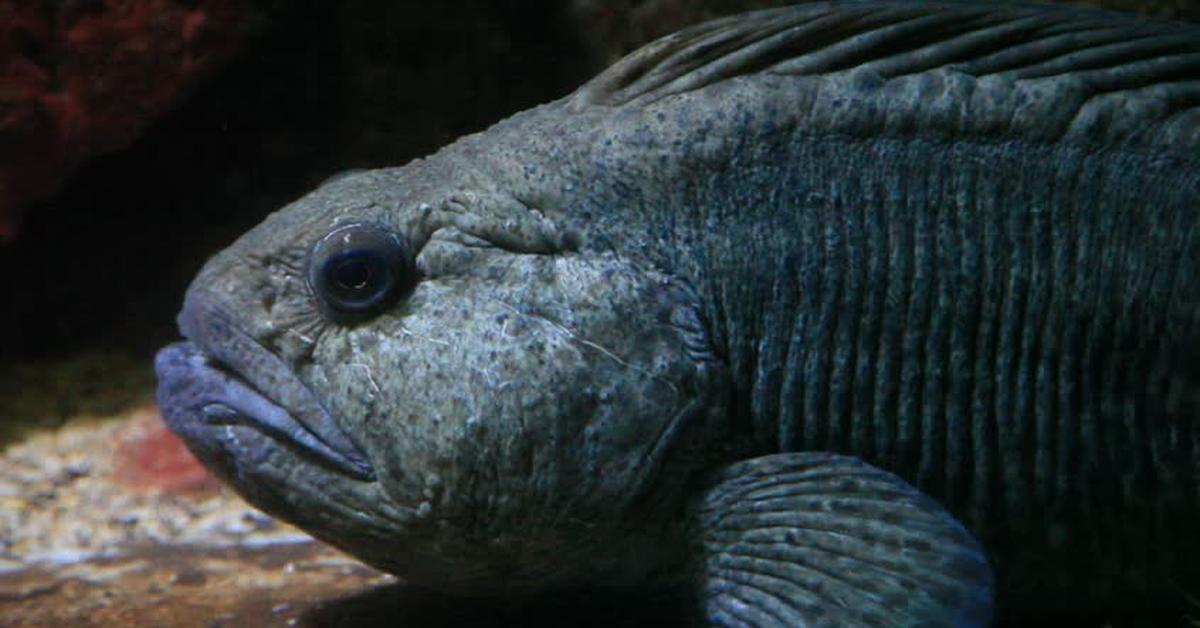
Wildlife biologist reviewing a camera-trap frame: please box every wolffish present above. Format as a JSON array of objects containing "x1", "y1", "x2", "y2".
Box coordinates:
[{"x1": 155, "y1": 2, "x2": 1200, "y2": 625}]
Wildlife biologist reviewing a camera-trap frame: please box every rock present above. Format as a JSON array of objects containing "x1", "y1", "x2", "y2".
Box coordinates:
[
  {"x1": 0, "y1": 0, "x2": 254, "y2": 238},
  {"x1": 0, "y1": 405, "x2": 383, "y2": 624},
  {"x1": 0, "y1": 405, "x2": 694, "y2": 624}
]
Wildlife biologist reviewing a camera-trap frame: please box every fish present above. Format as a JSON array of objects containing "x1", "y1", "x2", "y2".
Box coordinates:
[{"x1": 155, "y1": 2, "x2": 1200, "y2": 625}]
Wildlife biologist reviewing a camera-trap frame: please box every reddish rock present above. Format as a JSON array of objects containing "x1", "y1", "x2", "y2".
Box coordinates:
[
  {"x1": 0, "y1": 0, "x2": 253, "y2": 239},
  {"x1": 112, "y1": 405, "x2": 219, "y2": 494}
]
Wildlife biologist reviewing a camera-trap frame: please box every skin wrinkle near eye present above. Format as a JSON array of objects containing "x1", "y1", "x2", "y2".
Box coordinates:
[
  {"x1": 416, "y1": 231, "x2": 501, "y2": 281},
  {"x1": 241, "y1": 246, "x2": 331, "y2": 358}
]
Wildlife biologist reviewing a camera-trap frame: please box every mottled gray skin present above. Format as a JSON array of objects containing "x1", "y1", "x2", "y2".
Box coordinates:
[{"x1": 157, "y1": 1, "x2": 1200, "y2": 623}]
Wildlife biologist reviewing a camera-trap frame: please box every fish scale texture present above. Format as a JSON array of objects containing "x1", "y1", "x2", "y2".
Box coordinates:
[
  {"x1": 582, "y1": 130, "x2": 1199, "y2": 601},
  {"x1": 546, "y1": 3, "x2": 1200, "y2": 604}
]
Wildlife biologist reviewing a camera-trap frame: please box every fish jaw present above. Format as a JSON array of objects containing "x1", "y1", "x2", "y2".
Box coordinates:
[
  {"x1": 154, "y1": 341, "x2": 375, "y2": 482},
  {"x1": 154, "y1": 280, "x2": 378, "y2": 482}
]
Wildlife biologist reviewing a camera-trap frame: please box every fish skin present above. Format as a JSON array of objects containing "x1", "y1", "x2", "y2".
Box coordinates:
[
  {"x1": 155, "y1": 152, "x2": 728, "y2": 592},
  {"x1": 156, "y1": 0, "x2": 1200, "y2": 621}
]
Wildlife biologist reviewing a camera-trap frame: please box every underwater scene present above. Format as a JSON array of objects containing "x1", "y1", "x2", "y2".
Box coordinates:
[{"x1": 1, "y1": 1, "x2": 1198, "y2": 626}]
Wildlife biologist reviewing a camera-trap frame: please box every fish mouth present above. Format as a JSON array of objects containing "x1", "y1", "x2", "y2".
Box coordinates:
[{"x1": 155, "y1": 299, "x2": 375, "y2": 482}]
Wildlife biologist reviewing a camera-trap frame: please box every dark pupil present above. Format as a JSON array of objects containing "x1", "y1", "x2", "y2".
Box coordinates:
[
  {"x1": 333, "y1": 256, "x2": 372, "y2": 290},
  {"x1": 310, "y1": 225, "x2": 410, "y2": 319}
]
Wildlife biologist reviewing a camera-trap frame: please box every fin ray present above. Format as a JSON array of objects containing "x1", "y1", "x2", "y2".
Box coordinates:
[
  {"x1": 570, "y1": 1, "x2": 1200, "y2": 156},
  {"x1": 694, "y1": 452, "x2": 992, "y2": 626}
]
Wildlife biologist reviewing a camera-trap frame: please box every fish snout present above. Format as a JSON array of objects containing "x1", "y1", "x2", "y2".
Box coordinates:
[{"x1": 159, "y1": 284, "x2": 377, "y2": 481}]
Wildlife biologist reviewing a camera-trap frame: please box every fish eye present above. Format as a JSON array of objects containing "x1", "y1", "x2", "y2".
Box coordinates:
[{"x1": 308, "y1": 223, "x2": 415, "y2": 321}]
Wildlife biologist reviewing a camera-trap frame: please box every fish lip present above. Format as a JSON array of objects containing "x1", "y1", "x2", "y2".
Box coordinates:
[
  {"x1": 155, "y1": 341, "x2": 376, "y2": 482},
  {"x1": 156, "y1": 296, "x2": 377, "y2": 482}
]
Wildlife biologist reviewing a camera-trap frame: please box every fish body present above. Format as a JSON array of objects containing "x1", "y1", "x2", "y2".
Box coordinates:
[{"x1": 156, "y1": 2, "x2": 1200, "y2": 625}]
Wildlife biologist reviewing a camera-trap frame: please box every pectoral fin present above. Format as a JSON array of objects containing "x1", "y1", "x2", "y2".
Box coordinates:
[{"x1": 692, "y1": 453, "x2": 992, "y2": 627}]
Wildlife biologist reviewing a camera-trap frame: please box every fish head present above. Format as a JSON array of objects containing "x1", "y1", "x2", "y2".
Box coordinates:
[{"x1": 155, "y1": 160, "x2": 725, "y2": 593}]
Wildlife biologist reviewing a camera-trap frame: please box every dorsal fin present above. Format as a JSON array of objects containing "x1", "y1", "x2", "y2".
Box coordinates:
[{"x1": 569, "y1": 1, "x2": 1200, "y2": 156}]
